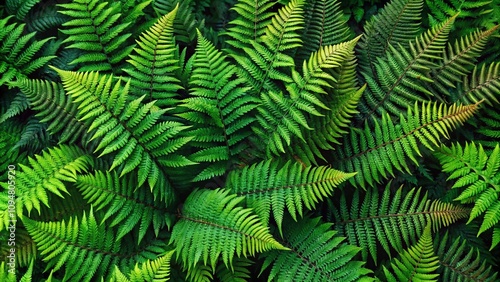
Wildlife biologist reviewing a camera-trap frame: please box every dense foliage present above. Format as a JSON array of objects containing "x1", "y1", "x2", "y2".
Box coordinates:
[{"x1": 1, "y1": 0, "x2": 499, "y2": 281}]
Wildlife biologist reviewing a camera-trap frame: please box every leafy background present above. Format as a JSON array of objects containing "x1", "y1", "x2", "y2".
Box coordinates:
[{"x1": 1, "y1": 0, "x2": 500, "y2": 281}]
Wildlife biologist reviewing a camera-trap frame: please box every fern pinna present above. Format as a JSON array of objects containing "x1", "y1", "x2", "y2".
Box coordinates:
[{"x1": 0, "y1": 0, "x2": 500, "y2": 281}]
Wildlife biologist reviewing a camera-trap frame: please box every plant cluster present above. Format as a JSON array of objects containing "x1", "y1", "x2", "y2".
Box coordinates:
[{"x1": 1, "y1": 0, "x2": 499, "y2": 281}]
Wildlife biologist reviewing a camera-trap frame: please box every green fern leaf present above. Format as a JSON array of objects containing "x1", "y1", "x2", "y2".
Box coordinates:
[
  {"x1": 382, "y1": 223, "x2": 440, "y2": 282},
  {"x1": 225, "y1": 0, "x2": 276, "y2": 51},
  {"x1": 215, "y1": 257, "x2": 252, "y2": 282},
  {"x1": 153, "y1": 0, "x2": 202, "y2": 43},
  {"x1": 123, "y1": 5, "x2": 183, "y2": 109},
  {"x1": 23, "y1": 207, "x2": 121, "y2": 281},
  {"x1": 434, "y1": 142, "x2": 500, "y2": 237},
  {"x1": 111, "y1": 250, "x2": 174, "y2": 282},
  {"x1": 9, "y1": 78, "x2": 90, "y2": 144},
  {"x1": 6, "y1": 0, "x2": 40, "y2": 20},
  {"x1": 170, "y1": 188, "x2": 288, "y2": 271},
  {"x1": 53, "y1": 68, "x2": 193, "y2": 202},
  {"x1": 429, "y1": 26, "x2": 499, "y2": 98},
  {"x1": 358, "y1": 0, "x2": 424, "y2": 76},
  {"x1": 358, "y1": 14, "x2": 457, "y2": 121},
  {"x1": 15, "y1": 145, "x2": 94, "y2": 217},
  {"x1": 226, "y1": 159, "x2": 356, "y2": 235},
  {"x1": 332, "y1": 186, "x2": 469, "y2": 264},
  {"x1": 435, "y1": 231, "x2": 499, "y2": 281},
  {"x1": 232, "y1": 0, "x2": 305, "y2": 96},
  {"x1": 0, "y1": 16, "x2": 55, "y2": 86},
  {"x1": 455, "y1": 62, "x2": 500, "y2": 106},
  {"x1": 295, "y1": 0, "x2": 351, "y2": 63},
  {"x1": 334, "y1": 101, "x2": 479, "y2": 188},
  {"x1": 178, "y1": 30, "x2": 258, "y2": 181},
  {"x1": 255, "y1": 37, "x2": 360, "y2": 155},
  {"x1": 260, "y1": 216, "x2": 371, "y2": 282},
  {"x1": 75, "y1": 170, "x2": 173, "y2": 244},
  {"x1": 57, "y1": 0, "x2": 137, "y2": 72}
]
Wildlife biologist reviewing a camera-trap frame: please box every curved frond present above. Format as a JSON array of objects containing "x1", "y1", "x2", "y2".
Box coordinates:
[
  {"x1": 332, "y1": 186, "x2": 469, "y2": 264},
  {"x1": 358, "y1": 0, "x2": 424, "y2": 76},
  {"x1": 455, "y1": 62, "x2": 500, "y2": 106},
  {"x1": 0, "y1": 16, "x2": 55, "y2": 86},
  {"x1": 15, "y1": 145, "x2": 94, "y2": 217},
  {"x1": 225, "y1": 0, "x2": 276, "y2": 51},
  {"x1": 111, "y1": 250, "x2": 174, "y2": 282},
  {"x1": 255, "y1": 37, "x2": 359, "y2": 155},
  {"x1": 123, "y1": 5, "x2": 182, "y2": 108},
  {"x1": 334, "y1": 101, "x2": 479, "y2": 188},
  {"x1": 178, "y1": 30, "x2": 258, "y2": 181},
  {"x1": 226, "y1": 159, "x2": 356, "y2": 235},
  {"x1": 75, "y1": 170, "x2": 173, "y2": 244},
  {"x1": 260, "y1": 216, "x2": 371, "y2": 282},
  {"x1": 429, "y1": 26, "x2": 499, "y2": 98},
  {"x1": 53, "y1": 68, "x2": 193, "y2": 202},
  {"x1": 435, "y1": 231, "x2": 499, "y2": 281},
  {"x1": 382, "y1": 224, "x2": 440, "y2": 282},
  {"x1": 57, "y1": 0, "x2": 136, "y2": 72},
  {"x1": 434, "y1": 142, "x2": 500, "y2": 239},
  {"x1": 170, "y1": 188, "x2": 288, "y2": 271},
  {"x1": 296, "y1": 0, "x2": 351, "y2": 63},
  {"x1": 358, "y1": 14, "x2": 457, "y2": 121},
  {"x1": 232, "y1": 0, "x2": 305, "y2": 95},
  {"x1": 9, "y1": 78, "x2": 90, "y2": 144}
]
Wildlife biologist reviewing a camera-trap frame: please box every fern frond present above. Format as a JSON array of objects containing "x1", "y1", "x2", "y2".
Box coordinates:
[
  {"x1": 58, "y1": 0, "x2": 136, "y2": 72},
  {"x1": 455, "y1": 62, "x2": 500, "y2": 106},
  {"x1": 178, "y1": 30, "x2": 258, "y2": 181},
  {"x1": 255, "y1": 37, "x2": 359, "y2": 155},
  {"x1": 225, "y1": 0, "x2": 276, "y2": 51},
  {"x1": 153, "y1": 0, "x2": 201, "y2": 44},
  {"x1": 332, "y1": 186, "x2": 469, "y2": 264},
  {"x1": 429, "y1": 26, "x2": 499, "y2": 98},
  {"x1": 75, "y1": 170, "x2": 173, "y2": 244},
  {"x1": 15, "y1": 145, "x2": 94, "y2": 217},
  {"x1": 123, "y1": 5, "x2": 182, "y2": 108},
  {"x1": 358, "y1": 0, "x2": 424, "y2": 76},
  {"x1": 434, "y1": 142, "x2": 500, "y2": 238},
  {"x1": 476, "y1": 107, "x2": 500, "y2": 148},
  {"x1": 260, "y1": 216, "x2": 371, "y2": 282},
  {"x1": 0, "y1": 92, "x2": 29, "y2": 123},
  {"x1": 53, "y1": 68, "x2": 194, "y2": 202},
  {"x1": 358, "y1": 14, "x2": 457, "y2": 121},
  {"x1": 13, "y1": 117, "x2": 51, "y2": 151},
  {"x1": 215, "y1": 257, "x2": 252, "y2": 282},
  {"x1": 435, "y1": 231, "x2": 499, "y2": 281},
  {"x1": 6, "y1": 0, "x2": 40, "y2": 20},
  {"x1": 112, "y1": 250, "x2": 174, "y2": 282},
  {"x1": 170, "y1": 188, "x2": 288, "y2": 271},
  {"x1": 0, "y1": 16, "x2": 55, "y2": 86},
  {"x1": 9, "y1": 78, "x2": 90, "y2": 144},
  {"x1": 296, "y1": 0, "x2": 351, "y2": 63},
  {"x1": 226, "y1": 159, "x2": 356, "y2": 235},
  {"x1": 290, "y1": 44, "x2": 364, "y2": 163},
  {"x1": 232, "y1": 0, "x2": 305, "y2": 95},
  {"x1": 26, "y1": 5, "x2": 68, "y2": 33},
  {"x1": 382, "y1": 223, "x2": 439, "y2": 282},
  {"x1": 24, "y1": 207, "x2": 121, "y2": 281},
  {"x1": 334, "y1": 101, "x2": 479, "y2": 188}
]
